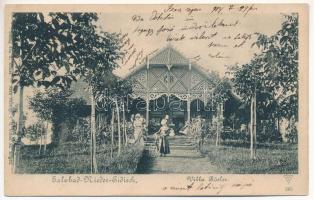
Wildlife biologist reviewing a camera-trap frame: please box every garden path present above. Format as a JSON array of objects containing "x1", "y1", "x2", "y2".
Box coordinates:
[{"x1": 137, "y1": 135, "x2": 220, "y2": 174}]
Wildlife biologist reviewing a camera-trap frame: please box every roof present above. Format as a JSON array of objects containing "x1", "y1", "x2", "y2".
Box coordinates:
[
  {"x1": 123, "y1": 44, "x2": 212, "y2": 80},
  {"x1": 69, "y1": 45, "x2": 227, "y2": 105}
]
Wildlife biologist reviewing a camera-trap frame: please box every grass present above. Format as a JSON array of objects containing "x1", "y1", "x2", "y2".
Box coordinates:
[
  {"x1": 17, "y1": 142, "x2": 144, "y2": 174},
  {"x1": 17, "y1": 138, "x2": 298, "y2": 174},
  {"x1": 203, "y1": 141, "x2": 298, "y2": 174}
]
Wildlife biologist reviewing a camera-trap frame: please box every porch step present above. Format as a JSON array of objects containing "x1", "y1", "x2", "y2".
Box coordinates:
[
  {"x1": 144, "y1": 135, "x2": 196, "y2": 150},
  {"x1": 144, "y1": 145, "x2": 196, "y2": 151}
]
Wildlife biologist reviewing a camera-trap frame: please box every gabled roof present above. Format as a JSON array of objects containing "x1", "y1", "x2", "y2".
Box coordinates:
[
  {"x1": 123, "y1": 44, "x2": 211, "y2": 80},
  {"x1": 149, "y1": 44, "x2": 189, "y2": 65},
  {"x1": 70, "y1": 45, "x2": 222, "y2": 105}
]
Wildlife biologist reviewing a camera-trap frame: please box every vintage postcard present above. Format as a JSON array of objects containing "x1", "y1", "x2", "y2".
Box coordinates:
[{"x1": 4, "y1": 4, "x2": 308, "y2": 196}]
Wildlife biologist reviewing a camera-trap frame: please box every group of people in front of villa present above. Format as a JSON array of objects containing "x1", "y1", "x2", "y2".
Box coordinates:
[
  {"x1": 129, "y1": 113, "x2": 205, "y2": 157},
  {"x1": 129, "y1": 113, "x2": 171, "y2": 157}
]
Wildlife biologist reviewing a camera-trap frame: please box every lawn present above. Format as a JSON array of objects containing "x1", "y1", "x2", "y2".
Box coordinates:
[
  {"x1": 203, "y1": 141, "x2": 298, "y2": 174},
  {"x1": 17, "y1": 142, "x2": 144, "y2": 174}
]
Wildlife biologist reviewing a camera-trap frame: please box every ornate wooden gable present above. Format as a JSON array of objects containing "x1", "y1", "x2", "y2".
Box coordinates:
[{"x1": 126, "y1": 45, "x2": 215, "y2": 103}]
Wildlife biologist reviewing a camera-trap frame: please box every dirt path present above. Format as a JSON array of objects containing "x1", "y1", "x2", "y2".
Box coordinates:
[{"x1": 136, "y1": 136, "x2": 220, "y2": 174}]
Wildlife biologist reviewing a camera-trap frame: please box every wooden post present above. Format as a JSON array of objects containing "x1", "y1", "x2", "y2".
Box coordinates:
[
  {"x1": 90, "y1": 88, "x2": 98, "y2": 173},
  {"x1": 44, "y1": 121, "x2": 48, "y2": 155},
  {"x1": 115, "y1": 99, "x2": 121, "y2": 156},
  {"x1": 250, "y1": 92, "x2": 257, "y2": 159},
  {"x1": 253, "y1": 92, "x2": 257, "y2": 156},
  {"x1": 122, "y1": 102, "x2": 127, "y2": 145},
  {"x1": 39, "y1": 124, "x2": 43, "y2": 155},
  {"x1": 187, "y1": 60, "x2": 192, "y2": 134},
  {"x1": 110, "y1": 109, "x2": 114, "y2": 159},
  {"x1": 220, "y1": 102, "x2": 224, "y2": 134},
  {"x1": 146, "y1": 57, "x2": 150, "y2": 129},
  {"x1": 146, "y1": 96, "x2": 149, "y2": 128},
  {"x1": 215, "y1": 103, "x2": 220, "y2": 146},
  {"x1": 187, "y1": 98, "x2": 191, "y2": 124},
  {"x1": 13, "y1": 85, "x2": 24, "y2": 173}
]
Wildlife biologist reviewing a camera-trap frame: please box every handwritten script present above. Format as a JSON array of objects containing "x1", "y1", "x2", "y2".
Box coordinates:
[
  {"x1": 120, "y1": 4, "x2": 258, "y2": 69},
  {"x1": 161, "y1": 176, "x2": 253, "y2": 194}
]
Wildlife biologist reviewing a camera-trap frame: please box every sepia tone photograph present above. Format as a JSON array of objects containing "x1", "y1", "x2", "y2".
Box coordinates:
[{"x1": 3, "y1": 3, "x2": 309, "y2": 196}]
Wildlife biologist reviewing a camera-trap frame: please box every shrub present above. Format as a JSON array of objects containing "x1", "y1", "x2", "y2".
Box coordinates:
[
  {"x1": 17, "y1": 141, "x2": 144, "y2": 174},
  {"x1": 99, "y1": 144, "x2": 144, "y2": 174}
]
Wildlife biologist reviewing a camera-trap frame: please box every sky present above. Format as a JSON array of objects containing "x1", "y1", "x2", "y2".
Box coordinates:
[
  {"x1": 96, "y1": 4, "x2": 285, "y2": 77},
  {"x1": 13, "y1": 4, "x2": 290, "y2": 138}
]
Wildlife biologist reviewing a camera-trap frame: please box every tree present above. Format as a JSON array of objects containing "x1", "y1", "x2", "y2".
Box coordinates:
[
  {"x1": 10, "y1": 12, "x2": 121, "y2": 173},
  {"x1": 95, "y1": 78, "x2": 132, "y2": 156},
  {"x1": 58, "y1": 13, "x2": 124, "y2": 173},
  {"x1": 252, "y1": 14, "x2": 298, "y2": 140},
  {"x1": 254, "y1": 14, "x2": 298, "y2": 121},
  {"x1": 29, "y1": 88, "x2": 87, "y2": 152},
  {"x1": 207, "y1": 72, "x2": 231, "y2": 146},
  {"x1": 228, "y1": 56, "x2": 266, "y2": 159},
  {"x1": 24, "y1": 123, "x2": 41, "y2": 146},
  {"x1": 10, "y1": 13, "x2": 82, "y2": 172},
  {"x1": 228, "y1": 14, "x2": 299, "y2": 158},
  {"x1": 111, "y1": 80, "x2": 132, "y2": 155}
]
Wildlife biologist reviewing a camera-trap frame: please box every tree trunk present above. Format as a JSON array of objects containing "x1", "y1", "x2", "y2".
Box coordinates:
[
  {"x1": 220, "y1": 102, "x2": 224, "y2": 143},
  {"x1": 122, "y1": 102, "x2": 127, "y2": 146},
  {"x1": 277, "y1": 115, "x2": 281, "y2": 141},
  {"x1": 115, "y1": 99, "x2": 121, "y2": 156},
  {"x1": 215, "y1": 103, "x2": 221, "y2": 146},
  {"x1": 13, "y1": 85, "x2": 24, "y2": 173},
  {"x1": 215, "y1": 120, "x2": 219, "y2": 146},
  {"x1": 39, "y1": 124, "x2": 43, "y2": 155},
  {"x1": 253, "y1": 93, "x2": 257, "y2": 154},
  {"x1": 44, "y1": 121, "x2": 48, "y2": 155},
  {"x1": 90, "y1": 89, "x2": 98, "y2": 173},
  {"x1": 250, "y1": 93, "x2": 257, "y2": 159},
  {"x1": 111, "y1": 109, "x2": 114, "y2": 158}
]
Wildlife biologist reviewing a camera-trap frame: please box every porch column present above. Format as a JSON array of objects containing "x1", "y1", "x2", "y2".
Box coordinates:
[
  {"x1": 146, "y1": 96, "x2": 149, "y2": 127},
  {"x1": 187, "y1": 60, "x2": 192, "y2": 135},
  {"x1": 187, "y1": 60, "x2": 192, "y2": 123},
  {"x1": 146, "y1": 57, "x2": 150, "y2": 128},
  {"x1": 187, "y1": 97, "x2": 191, "y2": 123}
]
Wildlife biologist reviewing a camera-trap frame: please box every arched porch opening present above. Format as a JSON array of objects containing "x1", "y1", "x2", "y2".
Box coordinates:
[
  {"x1": 147, "y1": 94, "x2": 188, "y2": 134},
  {"x1": 128, "y1": 97, "x2": 147, "y2": 119}
]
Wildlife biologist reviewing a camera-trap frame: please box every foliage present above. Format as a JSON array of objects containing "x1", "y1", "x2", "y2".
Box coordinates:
[
  {"x1": 221, "y1": 129, "x2": 249, "y2": 142},
  {"x1": 65, "y1": 117, "x2": 91, "y2": 143},
  {"x1": 284, "y1": 117, "x2": 298, "y2": 143},
  {"x1": 205, "y1": 72, "x2": 231, "y2": 111},
  {"x1": 11, "y1": 12, "x2": 126, "y2": 91},
  {"x1": 228, "y1": 14, "x2": 298, "y2": 115},
  {"x1": 253, "y1": 14, "x2": 298, "y2": 120},
  {"x1": 212, "y1": 77, "x2": 232, "y2": 103},
  {"x1": 25, "y1": 122, "x2": 43, "y2": 144},
  {"x1": 227, "y1": 14, "x2": 299, "y2": 143},
  {"x1": 98, "y1": 144, "x2": 144, "y2": 173},
  {"x1": 29, "y1": 88, "x2": 87, "y2": 144},
  {"x1": 227, "y1": 56, "x2": 267, "y2": 103},
  {"x1": 51, "y1": 12, "x2": 125, "y2": 95},
  {"x1": 257, "y1": 120, "x2": 281, "y2": 143},
  {"x1": 11, "y1": 13, "x2": 83, "y2": 91}
]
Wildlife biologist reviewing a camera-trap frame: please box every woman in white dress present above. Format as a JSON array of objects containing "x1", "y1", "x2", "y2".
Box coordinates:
[
  {"x1": 155, "y1": 115, "x2": 170, "y2": 156},
  {"x1": 133, "y1": 114, "x2": 145, "y2": 145}
]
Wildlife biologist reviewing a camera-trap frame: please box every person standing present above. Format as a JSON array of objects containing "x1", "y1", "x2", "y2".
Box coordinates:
[
  {"x1": 133, "y1": 114, "x2": 145, "y2": 145},
  {"x1": 155, "y1": 115, "x2": 170, "y2": 156}
]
